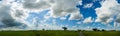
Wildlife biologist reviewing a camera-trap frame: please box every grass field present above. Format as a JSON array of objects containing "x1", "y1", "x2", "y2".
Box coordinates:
[
  {"x1": 0, "y1": 30, "x2": 119, "y2": 36},
  {"x1": 0, "y1": 30, "x2": 79, "y2": 36},
  {"x1": 83, "y1": 31, "x2": 120, "y2": 36}
]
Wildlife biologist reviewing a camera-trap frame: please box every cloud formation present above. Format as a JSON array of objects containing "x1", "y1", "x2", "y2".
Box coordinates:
[
  {"x1": 22, "y1": 0, "x2": 50, "y2": 11},
  {"x1": 95, "y1": 0, "x2": 120, "y2": 26},
  {"x1": 49, "y1": 0, "x2": 81, "y2": 18},
  {"x1": 1, "y1": 0, "x2": 120, "y2": 30},
  {"x1": 0, "y1": 3, "x2": 28, "y2": 29},
  {"x1": 22, "y1": 0, "x2": 83, "y2": 20},
  {"x1": 83, "y1": 17, "x2": 93, "y2": 23}
]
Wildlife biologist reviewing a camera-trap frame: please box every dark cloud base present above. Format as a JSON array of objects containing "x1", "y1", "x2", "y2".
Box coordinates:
[{"x1": 0, "y1": 18, "x2": 28, "y2": 29}]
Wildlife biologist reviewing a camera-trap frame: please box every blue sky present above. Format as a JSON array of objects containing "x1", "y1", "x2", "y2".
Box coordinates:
[{"x1": 0, "y1": 0, "x2": 120, "y2": 30}]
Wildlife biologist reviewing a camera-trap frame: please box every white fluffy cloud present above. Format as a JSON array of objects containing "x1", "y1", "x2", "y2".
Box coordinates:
[
  {"x1": 2, "y1": 0, "x2": 15, "y2": 4},
  {"x1": 76, "y1": 22, "x2": 82, "y2": 24},
  {"x1": 22, "y1": 0, "x2": 83, "y2": 20},
  {"x1": 95, "y1": 0, "x2": 120, "y2": 24},
  {"x1": 49, "y1": 0, "x2": 82, "y2": 20},
  {"x1": 116, "y1": 14, "x2": 120, "y2": 23},
  {"x1": 69, "y1": 12, "x2": 83, "y2": 20},
  {"x1": 60, "y1": 17, "x2": 66, "y2": 20},
  {"x1": 83, "y1": 3, "x2": 93, "y2": 8},
  {"x1": 83, "y1": 17, "x2": 93, "y2": 23}
]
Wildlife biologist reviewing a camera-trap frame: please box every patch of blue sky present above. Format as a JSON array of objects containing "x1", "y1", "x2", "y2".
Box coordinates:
[
  {"x1": 54, "y1": 15, "x2": 75, "y2": 26},
  {"x1": 77, "y1": 0, "x2": 102, "y2": 19},
  {"x1": 49, "y1": 15, "x2": 82, "y2": 28},
  {"x1": 26, "y1": 10, "x2": 49, "y2": 24},
  {"x1": 117, "y1": 27, "x2": 120, "y2": 30},
  {"x1": 109, "y1": 15, "x2": 117, "y2": 27},
  {"x1": 74, "y1": 0, "x2": 104, "y2": 28},
  {"x1": 117, "y1": 0, "x2": 120, "y2": 3}
]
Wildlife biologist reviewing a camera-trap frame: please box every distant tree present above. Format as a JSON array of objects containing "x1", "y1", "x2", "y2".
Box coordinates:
[
  {"x1": 78, "y1": 29, "x2": 81, "y2": 31},
  {"x1": 42, "y1": 29, "x2": 45, "y2": 31},
  {"x1": 82, "y1": 30, "x2": 86, "y2": 31},
  {"x1": 93, "y1": 28, "x2": 98, "y2": 31},
  {"x1": 62, "y1": 27, "x2": 67, "y2": 30},
  {"x1": 97, "y1": 30, "x2": 100, "y2": 31},
  {"x1": 102, "y1": 29, "x2": 105, "y2": 31},
  {"x1": 111, "y1": 30, "x2": 116, "y2": 31}
]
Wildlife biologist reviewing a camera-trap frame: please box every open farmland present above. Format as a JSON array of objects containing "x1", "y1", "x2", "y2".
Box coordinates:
[{"x1": 0, "y1": 30, "x2": 119, "y2": 36}]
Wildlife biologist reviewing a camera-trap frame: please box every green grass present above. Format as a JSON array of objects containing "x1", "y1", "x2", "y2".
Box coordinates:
[
  {"x1": 0, "y1": 30, "x2": 79, "y2": 36},
  {"x1": 83, "y1": 31, "x2": 120, "y2": 36},
  {"x1": 0, "y1": 30, "x2": 119, "y2": 36},
  {"x1": 39, "y1": 30, "x2": 79, "y2": 36}
]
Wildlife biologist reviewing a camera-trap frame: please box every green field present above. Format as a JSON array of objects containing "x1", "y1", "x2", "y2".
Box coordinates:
[
  {"x1": 83, "y1": 31, "x2": 120, "y2": 36},
  {"x1": 0, "y1": 30, "x2": 79, "y2": 36},
  {"x1": 0, "y1": 30, "x2": 119, "y2": 36}
]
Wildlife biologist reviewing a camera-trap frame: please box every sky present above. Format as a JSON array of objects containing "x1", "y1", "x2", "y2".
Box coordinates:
[{"x1": 0, "y1": 0, "x2": 120, "y2": 30}]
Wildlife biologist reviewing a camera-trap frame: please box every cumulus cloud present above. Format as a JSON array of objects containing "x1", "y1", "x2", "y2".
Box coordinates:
[
  {"x1": 116, "y1": 15, "x2": 120, "y2": 23},
  {"x1": 0, "y1": 4, "x2": 28, "y2": 29},
  {"x1": 22, "y1": 0, "x2": 83, "y2": 20},
  {"x1": 69, "y1": 12, "x2": 83, "y2": 20},
  {"x1": 2, "y1": 0, "x2": 15, "y2": 4},
  {"x1": 49, "y1": 0, "x2": 82, "y2": 20},
  {"x1": 0, "y1": 0, "x2": 98, "y2": 30},
  {"x1": 22, "y1": 0, "x2": 50, "y2": 11},
  {"x1": 83, "y1": 17, "x2": 93, "y2": 23},
  {"x1": 78, "y1": 1, "x2": 83, "y2": 5},
  {"x1": 95, "y1": 0, "x2": 120, "y2": 24}
]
